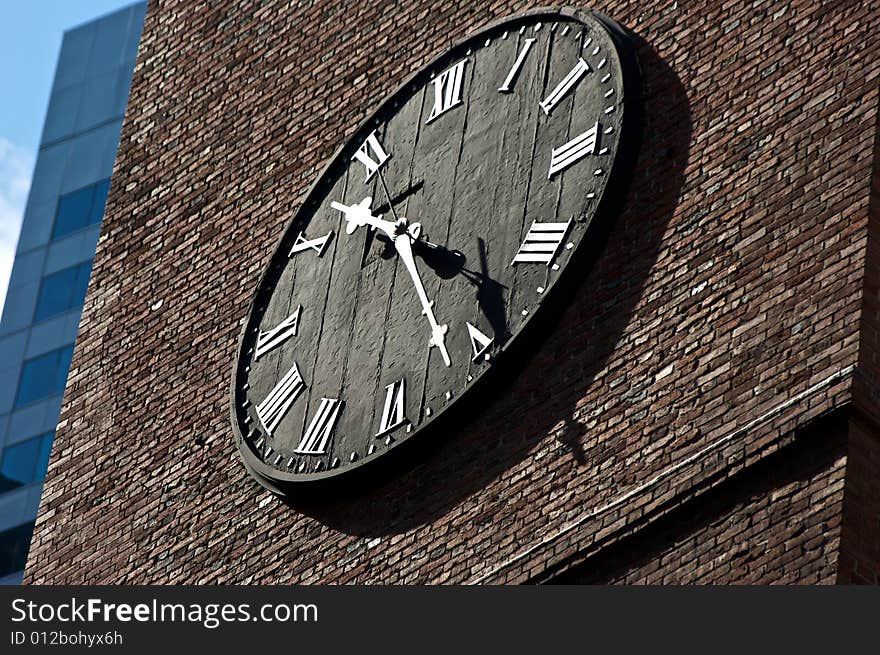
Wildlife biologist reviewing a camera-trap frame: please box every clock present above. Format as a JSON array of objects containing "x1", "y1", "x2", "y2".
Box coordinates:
[{"x1": 230, "y1": 7, "x2": 640, "y2": 494}]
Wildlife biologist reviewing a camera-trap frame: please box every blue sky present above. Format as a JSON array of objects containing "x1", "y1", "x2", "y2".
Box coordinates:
[{"x1": 0, "y1": 0, "x2": 136, "y2": 314}]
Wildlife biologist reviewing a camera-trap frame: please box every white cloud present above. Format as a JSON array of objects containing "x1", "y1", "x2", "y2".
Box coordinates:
[{"x1": 0, "y1": 137, "x2": 34, "y2": 316}]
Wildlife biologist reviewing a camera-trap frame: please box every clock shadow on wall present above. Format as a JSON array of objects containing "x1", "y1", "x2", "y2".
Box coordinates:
[{"x1": 257, "y1": 24, "x2": 692, "y2": 535}]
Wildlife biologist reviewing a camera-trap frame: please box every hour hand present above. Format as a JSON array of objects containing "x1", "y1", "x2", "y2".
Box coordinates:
[{"x1": 330, "y1": 197, "x2": 398, "y2": 238}]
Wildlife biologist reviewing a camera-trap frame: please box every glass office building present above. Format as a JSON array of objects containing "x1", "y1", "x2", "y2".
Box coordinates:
[{"x1": 0, "y1": 2, "x2": 145, "y2": 584}]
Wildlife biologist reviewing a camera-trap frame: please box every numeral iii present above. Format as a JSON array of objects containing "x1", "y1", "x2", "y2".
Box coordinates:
[
  {"x1": 548, "y1": 122, "x2": 599, "y2": 178},
  {"x1": 426, "y1": 60, "x2": 467, "y2": 124}
]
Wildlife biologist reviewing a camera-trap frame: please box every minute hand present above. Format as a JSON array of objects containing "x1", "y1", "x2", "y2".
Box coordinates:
[{"x1": 393, "y1": 232, "x2": 451, "y2": 367}]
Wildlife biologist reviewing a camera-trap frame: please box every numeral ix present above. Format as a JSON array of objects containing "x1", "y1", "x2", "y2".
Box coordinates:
[{"x1": 255, "y1": 306, "x2": 301, "y2": 360}]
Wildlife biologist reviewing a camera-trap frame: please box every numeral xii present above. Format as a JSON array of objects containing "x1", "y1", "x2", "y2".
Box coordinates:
[{"x1": 426, "y1": 60, "x2": 467, "y2": 124}]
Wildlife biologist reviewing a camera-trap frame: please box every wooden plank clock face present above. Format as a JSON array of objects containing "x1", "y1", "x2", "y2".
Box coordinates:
[{"x1": 230, "y1": 8, "x2": 639, "y2": 493}]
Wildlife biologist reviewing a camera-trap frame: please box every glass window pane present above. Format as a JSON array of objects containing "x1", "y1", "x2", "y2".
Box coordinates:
[
  {"x1": 73, "y1": 260, "x2": 93, "y2": 306},
  {"x1": 88, "y1": 179, "x2": 111, "y2": 226},
  {"x1": 14, "y1": 345, "x2": 75, "y2": 408},
  {"x1": 53, "y1": 346, "x2": 75, "y2": 395},
  {"x1": 52, "y1": 185, "x2": 94, "y2": 239},
  {"x1": 34, "y1": 433, "x2": 55, "y2": 481},
  {"x1": 33, "y1": 266, "x2": 79, "y2": 322},
  {"x1": 15, "y1": 351, "x2": 58, "y2": 407},
  {"x1": 0, "y1": 438, "x2": 41, "y2": 486},
  {"x1": 0, "y1": 522, "x2": 35, "y2": 578},
  {"x1": 0, "y1": 474, "x2": 21, "y2": 494}
]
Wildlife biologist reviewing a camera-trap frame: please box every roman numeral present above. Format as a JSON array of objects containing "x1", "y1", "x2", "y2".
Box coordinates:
[
  {"x1": 540, "y1": 58, "x2": 590, "y2": 115},
  {"x1": 512, "y1": 218, "x2": 573, "y2": 266},
  {"x1": 426, "y1": 60, "x2": 467, "y2": 124},
  {"x1": 289, "y1": 230, "x2": 333, "y2": 257},
  {"x1": 466, "y1": 322, "x2": 493, "y2": 361},
  {"x1": 498, "y1": 38, "x2": 536, "y2": 93},
  {"x1": 548, "y1": 122, "x2": 599, "y2": 178},
  {"x1": 295, "y1": 398, "x2": 342, "y2": 455},
  {"x1": 377, "y1": 378, "x2": 406, "y2": 436},
  {"x1": 256, "y1": 363, "x2": 305, "y2": 436},
  {"x1": 351, "y1": 130, "x2": 390, "y2": 183},
  {"x1": 255, "y1": 306, "x2": 301, "y2": 360}
]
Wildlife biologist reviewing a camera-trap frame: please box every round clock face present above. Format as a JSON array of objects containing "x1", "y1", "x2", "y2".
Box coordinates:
[{"x1": 231, "y1": 8, "x2": 637, "y2": 492}]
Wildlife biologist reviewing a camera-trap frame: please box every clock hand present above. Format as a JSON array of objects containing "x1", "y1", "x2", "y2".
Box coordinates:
[
  {"x1": 393, "y1": 229, "x2": 451, "y2": 367},
  {"x1": 330, "y1": 197, "x2": 399, "y2": 238},
  {"x1": 374, "y1": 165, "x2": 402, "y2": 225},
  {"x1": 372, "y1": 180, "x2": 425, "y2": 218},
  {"x1": 331, "y1": 196, "x2": 451, "y2": 367},
  {"x1": 369, "y1": 167, "x2": 459, "y2": 263}
]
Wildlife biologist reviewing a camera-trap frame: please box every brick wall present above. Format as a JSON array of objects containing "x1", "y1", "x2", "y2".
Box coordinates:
[
  {"x1": 25, "y1": 0, "x2": 880, "y2": 583},
  {"x1": 547, "y1": 414, "x2": 847, "y2": 583},
  {"x1": 838, "y1": 415, "x2": 880, "y2": 583}
]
